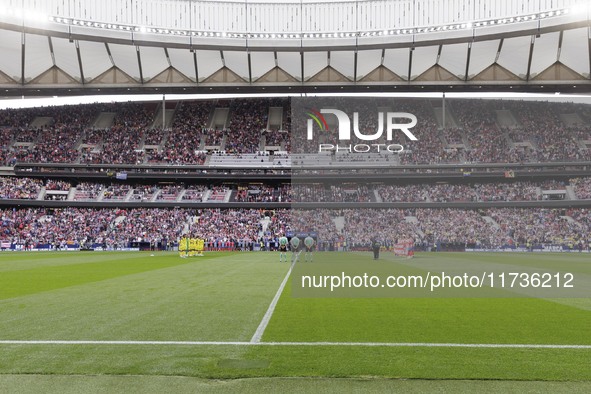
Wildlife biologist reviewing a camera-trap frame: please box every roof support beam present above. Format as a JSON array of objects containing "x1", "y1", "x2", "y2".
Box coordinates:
[
  {"x1": 353, "y1": 50, "x2": 358, "y2": 82},
  {"x1": 136, "y1": 46, "x2": 144, "y2": 83},
  {"x1": 495, "y1": 39, "x2": 504, "y2": 62},
  {"x1": 104, "y1": 43, "x2": 115, "y2": 66},
  {"x1": 300, "y1": 51, "x2": 304, "y2": 83},
  {"x1": 557, "y1": 30, "x2": 563, "y2": 62},
  {"x1": 20, "y1": 32, "x2": 25, "y2": 85},
  {"x1": 193, "y1": 50, "x2": 199, "y2": 83},
  {"x1": 48, "y1": 37, "x2": 56, "y2": 66},
  {"x1": 526, "y1": 35, "x2": 535, "y2": 81},
  {"x1": 407, "y1": 48, "x2": 413, "y2": 81},
  {"x1": 588, "y1": 27, "x2": 591, "y2": 80},
  {"x1": 247, "y1": 51, "x2": 252, "y2": 83},
  {"x1": 75, "y1": 40, "x2": 84, "y2": 84},
  {"x1": 436, "y1": 44, "x2": 442, "y2": 64},
  {"x1": 464, "y1": 42, "x2": 472, "y2": 82},
  {"x1": 164, "y1": 48, "x2": 171, "y2": 67}
]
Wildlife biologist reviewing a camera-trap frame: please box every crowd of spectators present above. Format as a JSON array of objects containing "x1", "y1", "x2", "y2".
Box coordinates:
[
  {"x1": 2, "y1": 98, "x2": 591, "y2": 165},
  {"x1": 205, "y1": 186, "x2": 231, "y2": 202},
  {"x1": 292, "y1": 183, "x2": 372, "y2": 202},
  {"x1": 80, "y1": 124, "x2": 145, "y2": 165},
  {"x1": 146, "y1": 101, "x2": 212, "y2": 165},
  {"x1": 264, "y1": 131, "x2": 288, "y2": 148},
  {"x1": 234, "y1": 185, "x2": 285, "y2": 203},
  {"x1": 0, "y1": 177, "x2": 42, "y2": 199},
  {"x1": 182, "y1": 185, "x2": 208, "y2": 201},
  {"x1": 73, "y1": 182, "x2": 104, "y2": 201},
  {"x1": 224, "y1": 99, "x2": 269, "y2": 153},
  {"x1": 45, "y1": 179, "x2": 71, "y2": 191},
  {"x1": 14, "y1": 126, "x2": 82, "y2": 164},
  {"x1": 129, "y1": 185, "x2": 159, "y2": 202},
  {"x1": 377, "y1": 181, "x2": 542, "y2": 202},
  {"x1": 0, "y1": 207, "x2": 186, "y2": 247},
  {"x1": 414, "y1": 208, "x2": 504, "y2": 247},
  {"x1": 2, "y1": 205, "x2": 591, "y2": 250},
  {"x1": 377, "y1": 184, "x2": 429, "y2": 202},
  {"x1": 509, "y1": 101, "x2": 591, "y2": 162},
  {"x1": 488, "y1": 208, "x2": 582, "y2": 246},
  {"x1": 473, "y1": 182, "x2": 541, "y2": 201},
  {"x1": 156, "y1": 185, "x2": 184, "y2": 201},
  {"x1": 102, "y1": 184, "x2": 132, "y2": 200},
  {"x1": 3, "y1": 178, "x2": 590, "y2": 202},
  {"x1": 203, "y1": 128, "x2": 225, "y2": 146},
  {"x1": 187, "y1": 208, "x2": 263, "y2": 246},
  {"x1": 343, "y1": 209, "x2": 415, "y2": 247},
  {"x1": 571, "y1": 177, "x2": 591, "y2": 199}
]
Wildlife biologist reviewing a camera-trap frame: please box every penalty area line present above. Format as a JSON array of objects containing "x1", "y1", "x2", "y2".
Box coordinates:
[
  {"x1": 250, "y1": 254, "x2": 298, "y2": 343},
  {"x1": 0, "y1": 340, "x2": 590, "y2": 349}
]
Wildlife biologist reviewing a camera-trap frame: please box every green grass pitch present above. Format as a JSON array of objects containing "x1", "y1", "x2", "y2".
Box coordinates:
[{"x1": 0, "y1": 250, "x2": 590, "y2": 392}]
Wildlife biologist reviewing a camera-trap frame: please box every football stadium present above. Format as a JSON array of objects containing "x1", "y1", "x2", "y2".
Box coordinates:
[{"x1": 1, "y1": 0, "x2": 591, "y2": 392}]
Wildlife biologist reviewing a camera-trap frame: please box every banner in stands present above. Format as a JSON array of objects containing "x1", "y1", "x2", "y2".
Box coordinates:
[{"x1": 466, "y1": 244, "x2": 589, "y2": 253}]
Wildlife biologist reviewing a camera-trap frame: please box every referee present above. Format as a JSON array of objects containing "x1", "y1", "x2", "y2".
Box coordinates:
[{"x1": 372, "y1": 238, "x2": 381, "y2": 260}]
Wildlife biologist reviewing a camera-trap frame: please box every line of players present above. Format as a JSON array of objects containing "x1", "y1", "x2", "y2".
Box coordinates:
[{"x1": 278, "y1": 234, "x2": 315, "y2": 263}]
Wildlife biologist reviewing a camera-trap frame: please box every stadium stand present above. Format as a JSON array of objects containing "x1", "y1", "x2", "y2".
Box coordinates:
[
  {"x1": 2, "y1": 98, "x2": 591, "y2": 253},
  {"x1": 3, "y1": 98, "x2": 591, "y2": 165}
]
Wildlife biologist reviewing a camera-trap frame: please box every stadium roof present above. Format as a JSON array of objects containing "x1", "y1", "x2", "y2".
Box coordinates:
[{"x1": 0, "y1": 0, "x2": 590, "y2": 96}]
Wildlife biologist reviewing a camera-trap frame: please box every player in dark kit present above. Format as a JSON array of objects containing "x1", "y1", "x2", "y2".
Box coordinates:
[
  {"x1": 372, "y1": 239, "x2": 381, "y2": 260},
  {"x1": 304, "y1": 235, "x2": 315, "y2": 262}
]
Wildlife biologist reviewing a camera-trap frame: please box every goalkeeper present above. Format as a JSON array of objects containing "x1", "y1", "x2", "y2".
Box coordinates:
[
  {"x1": 304, "y1": 235, "x2": 315, "y2": 262},
  {"x1": 290, "y1": 236, "x2": 301, "y2": 263},
  {"x1": 278, "y1": 235, "x2": 288, "y2": 262}
]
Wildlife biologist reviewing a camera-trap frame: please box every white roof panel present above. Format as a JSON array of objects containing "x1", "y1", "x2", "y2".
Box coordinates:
[
  {"x1": 303, "y1": 51, "x2": 328, "y2": 80},
  {"x1": 383, "y1": 48, "x2": 410, "y2": 80},
  {"x1": 276, "y1": 52, "x2": 301, "y2": 81},
  {"x1": 530, "y1": 32, "x2": 560, "y2": 78},
  {"x1": 108, "y1": 43, "x2": 140, "y2": 80},
  {"x1": 139, "y1": 46, "x2": 169, "y2": 80},
  {"x1": 468, "y1": 39, "x2": 499, "y2": 78},
  {"x1": 167, "y1": 48, "x2": 196, "y2": 81},
  {"x1": 223, "y1": 51, "x2": 249, "y2": 80},
  {"x1": 250, "y1": 51, "x2": 275, "y2": 79},
  {"x1": 410, "y1": 46, "x2": 438, "y2": 79},
  {"x1": 78, "y1": 40, "x2": 112, "y2": 81},
  {"x1": 439, "y1": 43, "x2": 469, "y2": 79},
  {"x1": 497, "y1": 36, "x2": 531, "y2": 79},
  {"x1": 330, "y1": 51, "x2": 355, "y2": 80},
  {"x1": 195, "y1": 50, "x2": 223, "y2": 80},
  {"x1": 24, "y1": 33, "x2": 53, "y2": 81},
  {"x1": 51, "y1": 37, "x2": 81, "y2": 81},
  {"x1": 0, "y1": 30, "x2": 22, "y2": 81},
  {"x1": 560, "y1": 28, "x2": 590, "y2": 76},
  {"x1": 356, "y1": 50, "x2": 382, "y2": 80}
]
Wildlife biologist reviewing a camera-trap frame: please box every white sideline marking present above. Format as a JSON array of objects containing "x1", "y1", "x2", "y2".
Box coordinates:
[
  {"x1": 250, "y1": 255, "x2": 298, "y2": 343},
  {"x1": 0, "y1": 340, "x2": 590, "y2": 349}
]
